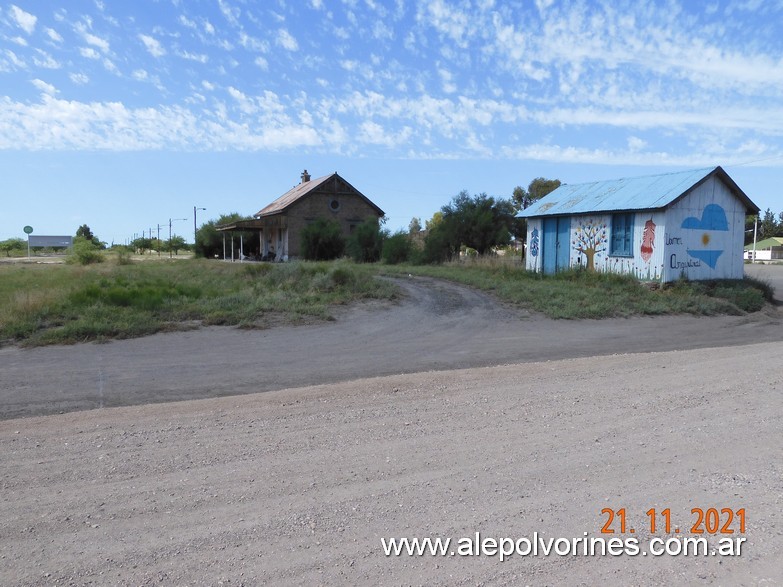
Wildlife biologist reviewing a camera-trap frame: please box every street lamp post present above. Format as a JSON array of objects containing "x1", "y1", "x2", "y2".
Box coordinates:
[
  {"x1": 169, "y1": 218, "x2": 187, "y2": 258},
  {"x1": 194, "y1": 206, "x2": 206, "y2": 252}
]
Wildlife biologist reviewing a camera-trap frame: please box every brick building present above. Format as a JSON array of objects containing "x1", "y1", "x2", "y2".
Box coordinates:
[{"x1": 218, "y1": 170, "x2": 384, "y2": 261}]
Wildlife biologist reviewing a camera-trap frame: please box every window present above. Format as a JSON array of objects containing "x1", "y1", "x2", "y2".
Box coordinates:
[
  {"x1": 610, "y1": 213, "x2": 634, "y2": 257},
  {"x1": 329, "y1": 198, "x2": 341, "y2": 212}
]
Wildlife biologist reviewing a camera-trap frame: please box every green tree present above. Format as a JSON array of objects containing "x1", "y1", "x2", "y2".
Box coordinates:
[
  {"x1": 0, "y1": 237, "x2": 26, "y2": 257},
  {"x1": 76, "y1": 224, "x2": 94, "y2": 241},
  {"x1": 130, "y1": 236, "x2": 153, "y2": 254},
  {"x1": 512, "y1": 177, "x2": 561, "y2": 210},
  {"x1": 167, "y1": 235, "x2": 188, "y2": 255},
  {"x1": 759, "y1": 208, "x2": 778, "y2": 239},
  {"x1": 195, "y1": 213, "x2": 254, "y2": 258},
  {"x1": 347, "y1": 217, "x2": 386, "y2": 263},
  {"x1": 440, "y1": 190, "x2": 516, "y2": 255},
  {"x1": 300, "y1": 218, "x2": 345, "y2": 261},
  {"x1": 408, "y1": 217, "x2": 422, "y2": 234}
]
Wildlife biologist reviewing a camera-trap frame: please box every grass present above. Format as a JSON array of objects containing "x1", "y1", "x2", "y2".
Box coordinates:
[
  {"x1": 0, "y1": 256, "x2": 773, "y2": 347},
  {"x1": 381, "y1": 256, "x2": 773, "y2": 319},
  {"x1": 0, "y1": 259, "x2": 397, "y2": 347}
]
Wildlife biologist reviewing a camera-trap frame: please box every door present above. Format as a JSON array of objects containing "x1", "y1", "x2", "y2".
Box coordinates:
[{"x1": 542, "y1": 217, "x2": 570, "y2": 274}]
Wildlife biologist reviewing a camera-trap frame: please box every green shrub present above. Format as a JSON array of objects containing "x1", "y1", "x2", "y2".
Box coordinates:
[
  {"x1": 382, "y1": 231, "x2": 412, "y2": 264},
  {"x1": 67, "y1": 237, "x2": 103, "y2": 265},
  {"x1": 347, "y1": 217, "x2": 385, "y2": 263},
  {"x1": 300, "y1": 218, "x2": 345, "y2": 261}
]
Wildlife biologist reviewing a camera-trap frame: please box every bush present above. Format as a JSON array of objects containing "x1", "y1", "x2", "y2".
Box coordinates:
[
  {"x1": 347, "y1": 217, "x2": 385, "y2": 263},
  {"x1": 67, "y1": 237, "x2": 103, "y2": 265},
  {"x1": 381, "y1": 231, "x2": 412, "y2": 264},
  {"x1": 300, "y1": 218, "x2": 345, "y2": 261}
]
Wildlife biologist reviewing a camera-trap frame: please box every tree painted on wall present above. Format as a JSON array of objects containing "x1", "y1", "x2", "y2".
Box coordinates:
[{"x1": 572, "y1": 219, "x2": 607, "y2": 271}]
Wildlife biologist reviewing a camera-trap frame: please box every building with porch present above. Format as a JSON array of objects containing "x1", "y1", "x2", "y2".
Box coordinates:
[
  {"x1": 517, "y1": 166, "x2": 759, "y2": 281},
  {"x1": 217, "y1": 170, "x2": 384, "y2": 261}
]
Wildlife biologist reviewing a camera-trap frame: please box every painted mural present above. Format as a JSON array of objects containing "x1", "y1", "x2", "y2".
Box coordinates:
[
  {"x1": 640, "y1": 218, "x2": 656, "y2": 262},
  {"x1": 530, "y1": 227, "x2": 539, "y2": 257},
  {"x1": 572, "y1": 219, "x2": 607, "y2": 270},
  {"x1": 681, "y1": 203, "x2": 728, "y2": 269}
]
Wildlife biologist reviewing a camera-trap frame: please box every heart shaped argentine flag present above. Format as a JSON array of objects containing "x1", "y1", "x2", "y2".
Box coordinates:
[{"x1": 681, "y1": 204, "x2": 729, "y2": 269}]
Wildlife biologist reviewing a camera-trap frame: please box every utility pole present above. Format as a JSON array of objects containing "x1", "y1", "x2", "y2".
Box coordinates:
[{"x1": 194, "y1": 206, "x2": 206, "y2": 252}]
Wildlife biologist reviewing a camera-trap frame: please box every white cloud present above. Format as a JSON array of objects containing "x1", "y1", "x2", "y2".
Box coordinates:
[
  {"x1": 276, "y1": 29, "x2": 299, "y2": 51},
  {"x1": 75, "y1": 22, "x2": 110, "y2": 53},
  {"x1": 69, "y1": 72, "x2": 89, "y2": 85},
  {"x1": 254, "y1": 56, "x2": 268, "y2": 70},
  {"x1": 10, "y1": 36, "x2": 27, "y2": 47},
  {"x1": 9, "y1": 5, "x2": 37, "y2": 34},
  {"x1": 45, "y1": 28, "x2": 63, "y2": 43},
  {"x1": 310, "y1": 0, "x2": 324, "y2": 8},
  {"x1": 202, "y1": 80, "x2": 215, "y2": 91},
  {"x1": 80, "y1": 47, "x2": 100, "y2": 60},
  {"x1": 627, "y1": 136, "x2": 647, "y2": 152},
  {"x1": 218, "y1": 0, "x2": 240, "y2": 26},
  {"x1": 139, "y1": 34, "x2": 166, "y2": 57},
  {"x1": 33, "y1": 50, "x2": 60, "y2": 69},
  {"x1": 31, "y1": 79, "x2": 56, "y2": 95},
  {"x1": 132, "y1": 69, "x2": 148, "y2": 81},
  {"x1": 179, "y1": 51, "x2": 208, "y2": 63}
]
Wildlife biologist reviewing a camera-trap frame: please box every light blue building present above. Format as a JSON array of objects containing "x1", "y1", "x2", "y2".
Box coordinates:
[{"x1": 517, "y1": 167, "x2": 759, "y2": 281}]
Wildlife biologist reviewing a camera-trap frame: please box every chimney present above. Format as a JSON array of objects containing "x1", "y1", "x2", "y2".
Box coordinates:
[{"x1": 301, "y1": 169, "x2": 311, "y2": 183}]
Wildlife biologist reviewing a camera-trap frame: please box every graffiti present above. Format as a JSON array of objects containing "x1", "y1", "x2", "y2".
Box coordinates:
[
  {"x1": 572, "y1": 219, "x2": 607, "y2": 271},
  {"x1": 640, "y1": 218, "x2": 656, "y2": 263},
  {"x1": 530, "y1": 228, "x2": 539, "y2": 257},
  {"x1": 681, "y1": 204, "x2": 728, "y2": 269}
]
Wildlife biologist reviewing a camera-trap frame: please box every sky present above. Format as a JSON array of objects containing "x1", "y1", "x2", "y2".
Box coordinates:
[{"x1": 1, "y1": 0, "x2": 783, "y2": 244}]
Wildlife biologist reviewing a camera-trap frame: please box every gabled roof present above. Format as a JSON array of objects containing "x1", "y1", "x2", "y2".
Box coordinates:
[
  {"x1": 744, "y1": 237, "x2": 783, "y2": 250},
  {"x1": 517, "y1": 166, "x2": 759, "y2": 218},
  {"x1": 254, "y1": 172, "x2": 384, "y2": 218}
]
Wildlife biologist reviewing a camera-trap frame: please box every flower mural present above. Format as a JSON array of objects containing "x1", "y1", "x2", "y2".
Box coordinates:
[{"x1": 573, "y1": 219, "x2": 607, "y2": 271}]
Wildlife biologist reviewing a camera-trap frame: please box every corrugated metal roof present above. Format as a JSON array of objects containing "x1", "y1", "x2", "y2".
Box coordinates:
[
  {"x1": 517, "y1": 166, "x2": 758, "y2": 218},
  {"x1": 255, "y1": 173, "x2": 334, "y2": 217}
]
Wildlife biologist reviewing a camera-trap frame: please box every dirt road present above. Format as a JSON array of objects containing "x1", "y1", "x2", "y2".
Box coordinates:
[
  {"x1": 1, "y1": 342, "x2": 781, "y2": 585},
  {"x1": 1, "y1": 267, "x2": 781, "y2": 420}
]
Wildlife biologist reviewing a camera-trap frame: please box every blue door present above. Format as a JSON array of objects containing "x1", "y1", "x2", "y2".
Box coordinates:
[{"x1": 542, "y1": 217, "x2": 570, "y2": 274}]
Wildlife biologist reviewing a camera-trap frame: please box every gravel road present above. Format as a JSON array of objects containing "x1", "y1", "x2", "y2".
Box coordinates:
[
  {"x1": 1, "y1": 266, "x2": 781, "y2": 420},
  {"x1": 1, "y1": 343, "x2": 780, "y2": 585},
  {"x1": 0, "y1": 265, "x2": 781, "y2": 585}
]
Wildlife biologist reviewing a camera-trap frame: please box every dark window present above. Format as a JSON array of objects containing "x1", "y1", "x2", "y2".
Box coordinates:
[
  {"x1": 329, "y1": 199, "x2": 340, "y2": 212},
  {"x1": 610, "y1": 213, "x2": 634, "y2": 257}
]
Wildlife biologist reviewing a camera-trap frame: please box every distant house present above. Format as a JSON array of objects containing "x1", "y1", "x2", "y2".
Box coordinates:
[
  {"x1": 218, "y1": 170, "x2": 384, "y2": 261},
  {"x1": 517, "y1": 166, "x2": 759, "y2": 281},
  {"x1": 744, "y1": 237, "x2": 783, "y2": 261}
]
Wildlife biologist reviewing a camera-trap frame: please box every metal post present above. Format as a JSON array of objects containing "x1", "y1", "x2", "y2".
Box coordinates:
[
  {"x1": 157, "y1": 224, "x2": 161, "y2": 257},
  {"x1": 222, "y1": 233, "x2": 226, "y2": 260},
  {"x1": 752, "y1": 216, "x2": 758, "y2": 263},
  {"x1": 240, "y1": 234, "x2": 244, "y2": 262},
  {"x1": 169, "y1": 218, "x2": 173, "y2": 259},
  {"x1": 194, "y1": 206, "x2": 206, "y2": 251}
]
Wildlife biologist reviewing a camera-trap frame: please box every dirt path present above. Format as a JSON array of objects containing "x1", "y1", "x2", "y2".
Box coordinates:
[
  {"x1": 1, "y1": 270, "x2": 781, "y2": 420},
  {"x1": 1, "y1": 343, "x2": 780, "y2": 585}
]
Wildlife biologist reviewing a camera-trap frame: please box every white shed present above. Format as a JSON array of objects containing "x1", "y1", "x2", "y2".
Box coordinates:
[{"x1": 517, "y1": 167, "x2": 759, "y2": 282}]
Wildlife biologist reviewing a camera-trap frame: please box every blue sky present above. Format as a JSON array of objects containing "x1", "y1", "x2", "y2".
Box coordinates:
[{"x1": 1, "y1": 0, "x2": 782, "y2": 244}]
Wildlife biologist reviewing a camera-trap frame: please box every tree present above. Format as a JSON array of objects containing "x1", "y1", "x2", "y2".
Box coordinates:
[
  {"x1": 166, "y1": 235, "x2": 188, "y2": 255},
  {"x1": 441, "y1": 190, "x2": 516, "y2": 255},
  {"x1": 512, "y1": 177, "x2": 561, "y2": 210},
  {"x1": 572, "y1": 220, "x2": 608, "y2": 271},
  {"x1": 76, "y1": 224, "x2": 94, "y2": 241},
  {"x1": 300, "y1": 218, "x2": 345, "y2": 261},
  {"x1": 759, "y1": 208, "x2": 778, "y2": 240},
  {"x1": 408, "y1": 217, "x2": 422, "y2": 234},
  {"x1": 130, "y1": 236, "x2": 153, "y2": 255},
  {"x1": 0, "y1": 237, "x2": 26, "y2": 257},
  {"x1": 195, "y1": 213, "x2": 254, "y2": 258}
]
